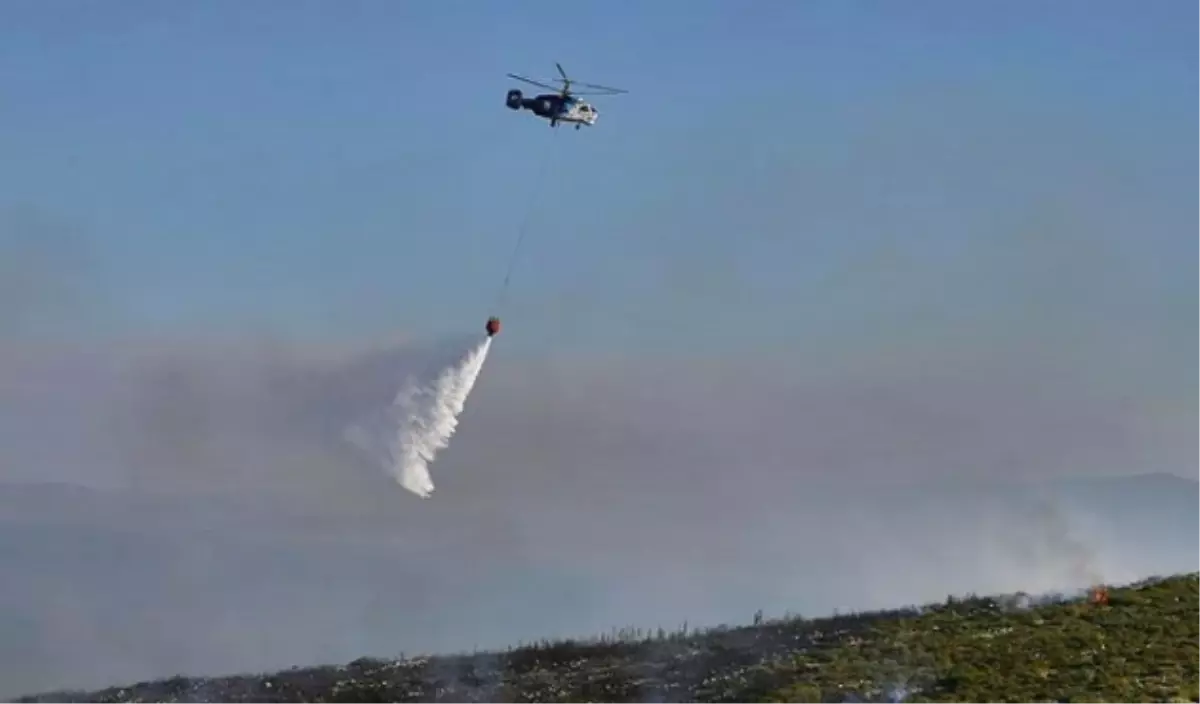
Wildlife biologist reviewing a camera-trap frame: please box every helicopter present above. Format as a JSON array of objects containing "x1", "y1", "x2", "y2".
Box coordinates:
[{"x1": 505, "y1": 63, "x2": 627, "y2": 129}]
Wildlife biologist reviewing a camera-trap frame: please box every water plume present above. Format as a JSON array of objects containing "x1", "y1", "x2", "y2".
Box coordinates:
[{"x1": 345, "y1": 337, "x2": 492, "y2": 497}]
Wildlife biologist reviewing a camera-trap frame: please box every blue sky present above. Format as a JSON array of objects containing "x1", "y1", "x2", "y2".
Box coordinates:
[{"x1": 2, "y1": 0, "x2": 1194, "y2": 358}]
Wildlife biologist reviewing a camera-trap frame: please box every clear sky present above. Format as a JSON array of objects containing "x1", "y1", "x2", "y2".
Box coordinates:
[{"x1": 3, "y1": 0, "x2": 1194, "y2": 356}]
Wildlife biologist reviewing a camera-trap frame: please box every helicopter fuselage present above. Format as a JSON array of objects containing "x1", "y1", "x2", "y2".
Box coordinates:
[{"x1": 506, "y1": 89, "x2": 597, "y2": 127}]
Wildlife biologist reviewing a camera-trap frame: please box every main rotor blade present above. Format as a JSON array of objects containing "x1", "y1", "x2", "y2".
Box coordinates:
[
  {"x1": 506, "y1": 73, "x2": 560, "y2": 91},
  {"x1": 508, "y1": 68, "x2": 624, "y2": 95},
  {"x1": 575, "y1": 81, "x2": 628, "y2": 94}
]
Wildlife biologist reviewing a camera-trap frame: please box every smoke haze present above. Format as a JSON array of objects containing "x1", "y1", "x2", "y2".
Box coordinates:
[
  {"x1": 0, "y1": 330, "x2": 1195, "y2": 697},
  {"x1": 1, "y1": 204, "x2": 1195, "y2": 697},
  {"x1": 2, "y1": 210, "x2": 1198, "y2": 693}
]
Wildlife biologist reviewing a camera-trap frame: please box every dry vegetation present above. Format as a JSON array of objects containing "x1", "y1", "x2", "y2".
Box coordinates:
[{"x1": 20, "y1": 573, "x2": 1199, "y2": 703}]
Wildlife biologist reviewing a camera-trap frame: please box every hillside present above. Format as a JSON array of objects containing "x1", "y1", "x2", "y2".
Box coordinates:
[{"x1": 20, "y1": 572, "x2": 1199, "y2": 703}]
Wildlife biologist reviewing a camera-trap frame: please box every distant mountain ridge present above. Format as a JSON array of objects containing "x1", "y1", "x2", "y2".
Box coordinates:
[
  {"x1": 0, "y1": 471, "x2": 1195, "y2": 698},
  {"x1": 17, "y1": 572, "x2": 1200, "y2": 703}
]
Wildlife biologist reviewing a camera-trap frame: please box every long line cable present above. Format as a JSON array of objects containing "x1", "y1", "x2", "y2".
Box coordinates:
[{"x1": 493, "y1": 127, "x2": 560, "y2": 311}]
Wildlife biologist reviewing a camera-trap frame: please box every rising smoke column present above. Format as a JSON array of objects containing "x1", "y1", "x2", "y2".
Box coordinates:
[{"x1": 346, "y1": 337, "x2": 493, "y2": 497}]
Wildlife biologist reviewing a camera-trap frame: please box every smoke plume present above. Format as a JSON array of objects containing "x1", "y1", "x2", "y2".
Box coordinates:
[{"x1": 346, "y1": 336, "x2": 493, "y2": 497}]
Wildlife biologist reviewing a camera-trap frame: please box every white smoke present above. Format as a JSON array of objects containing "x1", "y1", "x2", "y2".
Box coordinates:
[{"x1": 345, "y1": 336, "x2": 493, "y2": 497}]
